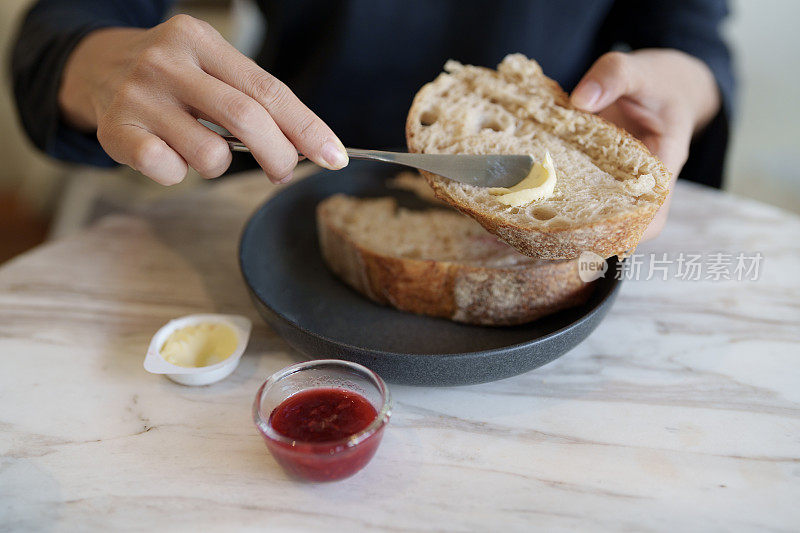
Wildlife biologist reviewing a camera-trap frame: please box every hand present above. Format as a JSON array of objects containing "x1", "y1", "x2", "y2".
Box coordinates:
[
  {"x1": 570, "y1": 49, "x2": 720, "y2": 239},
  {"x1": 58, "y1": 14, "x2": 348, "y2": 185}
]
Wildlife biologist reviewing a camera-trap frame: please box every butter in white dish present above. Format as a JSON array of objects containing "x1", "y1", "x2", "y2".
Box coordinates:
[
  {"x1": 144, "y1": 314, "x2": 252, "y2": 386},
  {"x1": 160, "y1": 322, "x2": 238, "y2": 368}
]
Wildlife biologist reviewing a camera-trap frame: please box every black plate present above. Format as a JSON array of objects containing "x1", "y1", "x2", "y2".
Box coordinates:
[{"x1": 239, "y1": 161, "x2": 621, "y2": 386}]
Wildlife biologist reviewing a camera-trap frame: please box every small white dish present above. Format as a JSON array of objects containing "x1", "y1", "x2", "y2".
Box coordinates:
[{"x1": 144, "y1": 314, "x2": 252, "y2": 386}]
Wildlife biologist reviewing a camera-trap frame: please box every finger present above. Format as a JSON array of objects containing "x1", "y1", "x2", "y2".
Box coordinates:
[
  {"x1": 641, "y1": 132, "x2": 689, "y2": 177},
  {"x1": 571, "y1": 52, "x2": 643, "y2": 113},
  {"x1": 98, "y1": 122, "x2": 187, "y2": 185},
  {"x1": 641, "y1": 194, "x2": 671, "y2": 241},
  {"x1": 598, "y1": 98, "x2": 663, "y2": 139},
  {"x1": 640, "y1": 133, "x2": 680, "y2": 241},
  {"x1": 176, "y1": 69, "x2": 298, "y2": 182},
  {"x1": 195, "y1": 35, "x2": 348, "y2": 171},
  {"x1": 144, "y1": 108, "x2": 232, "y2": 179}
]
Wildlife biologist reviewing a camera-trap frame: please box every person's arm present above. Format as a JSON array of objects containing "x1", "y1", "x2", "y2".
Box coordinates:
[
  {"x1": 12, "y1": 0, "x2": 172, "y2": 167},
  {"x1": 570, "y1": 0, "x2": 733, "y2": 239},
  {"x1": 12, "y1": 2, "x2": 348, "y2": 184}
]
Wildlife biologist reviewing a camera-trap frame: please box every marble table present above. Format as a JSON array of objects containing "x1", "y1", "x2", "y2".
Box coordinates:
[{"x1": 1, "y1": 166, "x2": 799, "y2": 532}]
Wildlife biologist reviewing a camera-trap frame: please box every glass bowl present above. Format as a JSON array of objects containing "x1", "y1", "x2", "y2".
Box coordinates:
[{"x1": 253, "y1": 359, "x2": 392, "y2": 482}]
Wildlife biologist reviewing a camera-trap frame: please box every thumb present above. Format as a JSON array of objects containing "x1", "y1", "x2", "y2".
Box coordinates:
[{"x1": 571, "y1": 52, "x2": 642, "y2": 113}]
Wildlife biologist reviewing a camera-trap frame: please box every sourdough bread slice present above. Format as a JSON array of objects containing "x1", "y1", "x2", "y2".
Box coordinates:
[
  {"x1": 406, "y1": 54, "x2": 671, "y2": 259},
  {"x1": 317, "y1": 193, "x2": 594, "y2": 326},
  {"x1": 386, "y1": 171, "x2": 448, "y2": 206}
]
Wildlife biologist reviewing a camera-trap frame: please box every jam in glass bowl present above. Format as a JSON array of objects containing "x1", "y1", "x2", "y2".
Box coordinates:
[{"x1": 253, "y1": 359, "x2": 392, "y2": 482}]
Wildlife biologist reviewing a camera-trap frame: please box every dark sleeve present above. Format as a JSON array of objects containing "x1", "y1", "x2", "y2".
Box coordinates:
[
  {"x1": 11, "y1": 0, "x2": 173, "y2": 167},
  {"x1": 601, "y1": 0, "x2": 735, "y2": 188}
]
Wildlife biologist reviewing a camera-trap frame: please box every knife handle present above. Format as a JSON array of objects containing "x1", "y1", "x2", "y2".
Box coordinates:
[
  {"x1": 224, "y1": 135, "x2": 420, "y2": 167},
  {"x1": 224, "y1": 136, "x2": 433, "y2": 170}
]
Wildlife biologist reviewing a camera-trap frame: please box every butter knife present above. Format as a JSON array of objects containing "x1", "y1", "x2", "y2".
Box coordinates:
[{"x1": 223, "y1": 135, "x2": 533, "y2": 188}]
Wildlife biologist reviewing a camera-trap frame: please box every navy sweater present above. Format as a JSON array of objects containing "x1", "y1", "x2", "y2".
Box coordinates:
[{"x1": 11, "y1": 0, "x2": 734, "y2": 187}]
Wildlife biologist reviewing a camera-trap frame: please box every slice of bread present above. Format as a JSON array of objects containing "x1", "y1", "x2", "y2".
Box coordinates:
[
  {"x1": 386, "y1": 171, "x2": 447, "y2": 206},
  {"x1": 317, "y1": 193, "x2": 594, "y2": 326},
  {"x1": 406, "y1": 54, "x2": 671, "y2": 260}
]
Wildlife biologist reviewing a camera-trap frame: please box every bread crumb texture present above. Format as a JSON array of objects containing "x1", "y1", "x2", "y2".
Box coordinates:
[
  {"x1": 406, "y1": 54, "x2": 671, "y2": 259},
  {"x1": 317, "y1": 193, "x2": 594, "y2": 326},
  {"x1": 319, "y1": 194, "x2": 534, "y2": 268}
]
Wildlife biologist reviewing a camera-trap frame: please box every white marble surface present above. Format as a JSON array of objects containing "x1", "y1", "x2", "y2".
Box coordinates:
[{"x1": 1, "y1": 168, "x2": 799, "y2": 532}]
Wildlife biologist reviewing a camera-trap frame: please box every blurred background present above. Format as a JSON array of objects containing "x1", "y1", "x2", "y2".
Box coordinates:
[{"x1": 1, "y1": 0, "x2": 798, "y2": 263}]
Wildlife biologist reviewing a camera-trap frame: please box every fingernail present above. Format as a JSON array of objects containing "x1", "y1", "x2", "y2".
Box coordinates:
[
  {"x1": 572, "y1": 80, "x2": 602, "y2": 110},
  {"x1": 320, "y1": 140, "x2": 349, "y2": 170},
  {"x1": 278, "y1": 171, "x2": 293, "y2": 184}
]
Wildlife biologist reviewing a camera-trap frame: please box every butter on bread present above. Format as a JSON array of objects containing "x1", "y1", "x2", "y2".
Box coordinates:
[
  {"x1": 406, "y1": 54, "x2": 671, "y2": 259},
  {"x1": 488, "y1": 150, "x2": 557, "y2": 206}
]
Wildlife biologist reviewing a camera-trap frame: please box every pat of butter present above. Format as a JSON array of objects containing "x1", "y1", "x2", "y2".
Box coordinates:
[
  {"x1": 159, "y1": 322, "x2": 238, "y2": 368},
  {"x1": 488, "y1": 151, "x2": 557, "y2": 207}
]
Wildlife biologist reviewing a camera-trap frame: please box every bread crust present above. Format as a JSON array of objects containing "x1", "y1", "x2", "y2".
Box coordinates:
[
  {"x1": 419, "y1": 169, "x2": 656, "y2": 259},
  {"x1": 317, "y1": 199, "x2": 594, "y2": 326},
  {"x1": 406, "y1": 56, "x2": 670, "y2": 260}
]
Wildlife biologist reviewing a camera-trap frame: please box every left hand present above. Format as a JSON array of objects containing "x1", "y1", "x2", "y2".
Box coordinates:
[{"x1": 570, "y1": 49, "x2": 720, "y2": 240}]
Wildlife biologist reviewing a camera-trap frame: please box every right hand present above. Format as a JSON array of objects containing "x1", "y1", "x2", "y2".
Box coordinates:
[
  {"x1": 58, "y1": 14, "x2": 348, "y2": 185},
  {"x1": 570, "y1": 49, "x2": 720, "y2": 241}
]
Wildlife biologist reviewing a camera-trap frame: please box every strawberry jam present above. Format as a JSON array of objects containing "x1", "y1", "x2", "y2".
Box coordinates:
[
  {"x1": 269, "y1": 388, "x2": 377, "y2": 442},
  {"x1": 262, "y1": 388, "x2": 385, "y2": 481}
]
